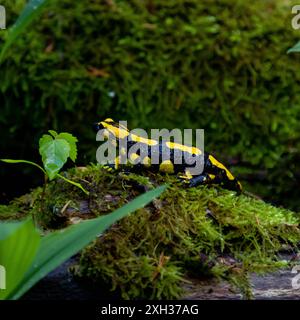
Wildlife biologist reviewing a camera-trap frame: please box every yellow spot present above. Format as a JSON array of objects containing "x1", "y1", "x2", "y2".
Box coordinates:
[
  {"x1": 129, "y1": 153, "x2": 140, "y2": 163},
  {"x1": 114, "y1": 156, "x2": 120, "y2": 169},
  {"x1": 103, "y1": 129, "x2": 110, "y2": 140},
  {"x1": 120, "y1": 147, "x2": 127, "y2": 156},
  {"x1": 209, "y1": 174, "x2": 216, "y2": 180},
  {"x1": 111, "y1": 139, "x2": 117, "y2": 147},
  {"x1": 208, "y1": 155, "x2": 235, "y2": 180},
  {"x1": 166, "y1": 142, "x2": 202, "y2": 155},
  {"x1": 159, "y1": 160, "x2": 174, "y2": 174},
  {"x1": 142, "y1": 156, "x2": 151, "y2": 167}
]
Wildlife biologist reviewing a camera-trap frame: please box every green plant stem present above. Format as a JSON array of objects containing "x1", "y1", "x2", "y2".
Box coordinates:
[
  {"x1": 39, "y1": 174, "x2": 49, "y2": 221},
  {"x1": 0, "y1": 159, "x2": 46, "y2": 175},
  {"x1": 1, "y1": 159, "x2": 48, "y2": 225},
  {"x1": 57, "y1": 173, "x2": 89, "y2": 195}
]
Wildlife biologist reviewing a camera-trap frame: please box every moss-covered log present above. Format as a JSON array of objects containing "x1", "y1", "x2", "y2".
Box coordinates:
[{"x1": 1, "y1": 165, "x2": 299, "y2": 299}]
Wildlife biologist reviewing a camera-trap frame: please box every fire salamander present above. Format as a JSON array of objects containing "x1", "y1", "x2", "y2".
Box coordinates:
[{"x1": 94, "y1": 118, "x2": 242, "y2": 193}]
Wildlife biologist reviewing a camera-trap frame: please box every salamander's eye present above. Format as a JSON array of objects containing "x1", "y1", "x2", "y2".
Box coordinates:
[{"x1": 93, "y1": 122, "x2": 101, "y2": 132}]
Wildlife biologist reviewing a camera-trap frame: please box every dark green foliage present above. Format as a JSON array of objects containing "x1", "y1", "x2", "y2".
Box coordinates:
[
  {"x1": 1, "y1": 165, "x2": 299, "y2": 299},
  {"x1": 1, "y1": 0, "x2": 300, "y2": 208}
]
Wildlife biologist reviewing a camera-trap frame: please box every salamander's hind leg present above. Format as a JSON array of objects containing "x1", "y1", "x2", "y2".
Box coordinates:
[
  {"x1": 187, "y1": 174, "x2": 211, "y2": 187},
  {"x1": 179, "y1": 170, "x2": 216, "y2": 188}
]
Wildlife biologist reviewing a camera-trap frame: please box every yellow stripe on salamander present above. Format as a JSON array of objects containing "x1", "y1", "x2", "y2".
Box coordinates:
[
  {"x1": 165, "y1": 142, "x2": 202, "y2": 155},
  {"x1": 130, "y1": 133, "x2": 158, "y2": 146},
  {"x1": 208, "y1": 155, "x2": 235, "y2": 180},
  {"x1": 100, "y1": 121, "x2": 130, "y2": 139}
]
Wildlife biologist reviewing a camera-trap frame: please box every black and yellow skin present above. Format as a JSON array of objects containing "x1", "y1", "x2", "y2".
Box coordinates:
[{"x1": 94, "y1": 119, "x2": 242, "y2": 193}]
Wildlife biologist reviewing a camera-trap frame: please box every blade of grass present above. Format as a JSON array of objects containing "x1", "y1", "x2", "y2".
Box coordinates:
[
  {"x1": 7, "y1": 185, "x2": 167, "y2": 299},
  {"x1": 57, "y1": 173, "x2": 89, "y2": 195},
  {"x1": 0, "y1": 220, "x2": 40, "y2": 300},
  {"x1": 287, "y1": 41, "x2": 300, "y2": 54},
  {"x1": 0, "y1": 0, "x2": 50, "y2": 62}
]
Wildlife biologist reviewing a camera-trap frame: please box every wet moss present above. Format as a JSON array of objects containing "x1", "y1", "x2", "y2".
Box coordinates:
[{"x1": 1, "y1": 164, "x2": 299, "y2": 299}]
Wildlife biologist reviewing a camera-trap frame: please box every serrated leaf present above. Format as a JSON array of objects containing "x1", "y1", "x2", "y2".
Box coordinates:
[
  {"x1": 39, "y1": 139, "x2": 70, "y2": 180},
  {"x1": 48, "y1": 130, "x2": 58, "y2": 138},
  {"x1": 56, "y1": 133, "x2": 78, "y2": 162},
  {"x1": 39, "y1": 134, "x2": 53, "y2": 152}
]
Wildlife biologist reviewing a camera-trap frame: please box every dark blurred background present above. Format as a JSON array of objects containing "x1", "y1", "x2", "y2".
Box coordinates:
[{"x1": 1, "y1": 0, "x2": 300, "y2": 210}]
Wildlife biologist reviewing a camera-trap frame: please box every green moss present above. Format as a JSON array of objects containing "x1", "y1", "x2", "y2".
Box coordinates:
[
  {"x1": 1, "y1": 165, "x2": 299, "y2": 299},
  {"x1": 1, "y1": 0, "x2": 300, "y2": 209}
]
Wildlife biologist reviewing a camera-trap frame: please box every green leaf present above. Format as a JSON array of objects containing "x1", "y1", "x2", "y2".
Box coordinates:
[
  {"x1": 287, "y1": 41, "x2": 300, "y2": 54},
  {"x1": 0, "y1": 0, "x2": 51, "y2": 62},
  {"x1": 39, "y1": 134, "x2": 52, "y2": 151},
  {"x1": 7, "y1": 185, "x2": 167, "y2": 299},
  {"x1": 48, "y1": 130, "x2": 58, "y2": 138},
  {"x1": 0, "y1": 159, "x2": 46, "y2": 175},
  {"x1": 56, "y1": 133, "x2": 78, "y2": 162},
  {"x1": 0, "y1": 220, "x2": 40, "y2": 300},
  {"x1": 39, "y1": 139, "x2": 70, "y2": 180}
]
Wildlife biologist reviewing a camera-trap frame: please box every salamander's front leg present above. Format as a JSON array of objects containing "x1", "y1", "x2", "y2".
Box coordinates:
[
  {"x1": 102, "y1": 156, "x2": 121, "y2": 172},
  {"x1": 102, "y1": 155, "x2": 137, "y2": 175},
  {"x1": 102, "y1": 163, "x2": 116, "y2": 172}
]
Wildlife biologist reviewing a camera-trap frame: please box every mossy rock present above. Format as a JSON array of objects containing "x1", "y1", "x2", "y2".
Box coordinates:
[{"x1": 1, "y1": 165, "x2": 300, "y2": 299}]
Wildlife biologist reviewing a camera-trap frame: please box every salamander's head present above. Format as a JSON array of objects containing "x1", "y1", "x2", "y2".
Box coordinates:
[
  {"x1": 93, "y1": 118, "x2": 129, "y2": 139},
  {"x1": 93, "y1": 118, "x2": 113, "y2": 132}
]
